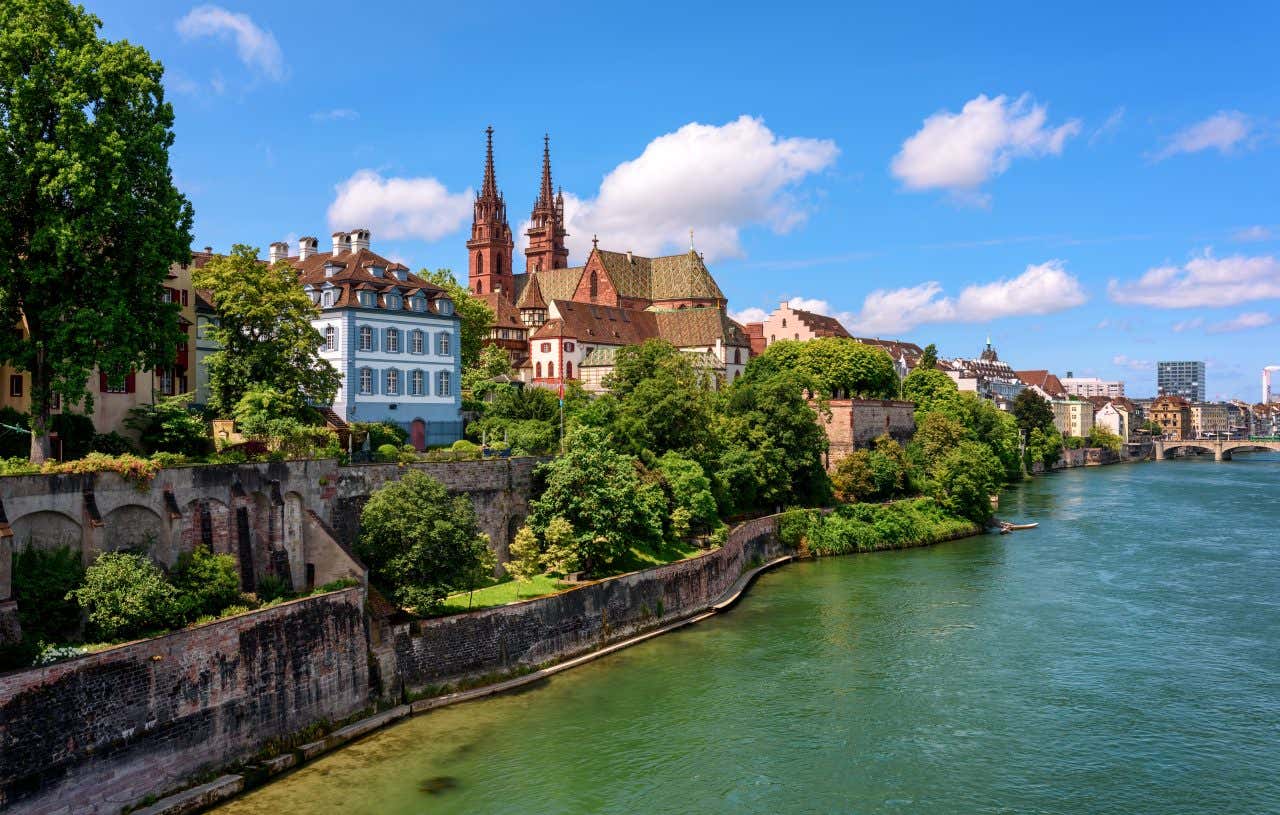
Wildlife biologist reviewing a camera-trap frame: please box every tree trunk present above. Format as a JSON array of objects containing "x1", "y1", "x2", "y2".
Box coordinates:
[{"x1": 28, "y1": 346, "x2": 50, "y2": 464}]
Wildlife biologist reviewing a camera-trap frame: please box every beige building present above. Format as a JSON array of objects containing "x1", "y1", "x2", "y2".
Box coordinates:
[
  {"x1": 1149, "y1": 395, "x2": 1192, "y2": 440},
  {"x1": 1190, "y1": 402, "x2": 1230, "y2": 439},
  {"x1": 1061, "y1": 375, "x2": 1125, "y2": 399},
  {"x1": 1052, "y1": 399, "x2": 1094, "y2": 439}
]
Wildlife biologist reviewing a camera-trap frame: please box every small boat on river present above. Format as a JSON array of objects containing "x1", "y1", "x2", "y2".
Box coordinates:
[{"x1": 998, "y1": 521, "x2": 1038, "y2": 534}]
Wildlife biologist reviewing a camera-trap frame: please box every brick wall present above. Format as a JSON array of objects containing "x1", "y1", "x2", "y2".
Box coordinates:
[
  {"x1": 820, "y1": 399, "x2": 916, "y2": 469},
  {"x1": 372, "y1": 514, "x2": 785, "y2": 696},
  {"x1": 0, "y1": 588, "x2": 368, "y2": 815}
]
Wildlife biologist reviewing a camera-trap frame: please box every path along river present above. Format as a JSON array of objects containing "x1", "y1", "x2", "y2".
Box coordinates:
[{"x1": 214, "y1": 454, "x2": 1280, "y2": 814}]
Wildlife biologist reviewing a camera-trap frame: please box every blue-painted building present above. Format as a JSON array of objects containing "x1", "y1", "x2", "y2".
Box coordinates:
[{"x1": 287, "y1": 230, "x2": 462, "y2": 449}]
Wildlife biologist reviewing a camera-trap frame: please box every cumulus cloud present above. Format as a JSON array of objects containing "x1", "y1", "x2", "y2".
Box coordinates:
[
  {"x1": 1108, "y1": 249, "x2": 1280, "y2": 307},
  {"x1": 1112, "y1": 354, "x2": 1151, "y2": 372},
  {"x1": 1206, "y1": 312, "x2": 1274, "y2": 334},
  {"x1": 528, "y1": 116, "x2": 837, "y2": 262},
  {"x1": 327, "y1": 170, "x2": 472, "y2": 242},
  {"x1": 1233, "y1": 225, "x2": 1273, "y2": 242},
  {"x1": 311, "y1": 108, "x2": 359, "y2": 123},
  {"x1": 1151, "y1": 111, "x2": 1252, "y2": 161},
  {"x1": 736, "y1": 261, "x2": 1087, "y2": 336},
  {"x1": 177, "y1": 6, "x2": 285, "y2": 81},
  {"x1": 890, "y1": 94, "x2": 1080, "y2": 202},
  {"x1": 728, "y1": 306, "x2": 771, "y2": 324}
]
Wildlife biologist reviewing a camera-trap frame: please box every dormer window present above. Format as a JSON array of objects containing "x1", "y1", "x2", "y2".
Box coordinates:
[
  {"x1": 385, "y1": 293, "x2": 402, "y2": 310},
  {"x1": 369, "y1": 265, "x2": 385, "y2": 278},
  {"x1": 321, "y1": 290, "x2": 335, "y2": 308},
  {"x1": 393, "y1": 268, "x2": 408, "y2": 281},
  {"x1": 357, "y1": 291, "x2": 376, "y2": 308},
  {"x1": 435, "y1": 296, "x2": 454, "y2": 316},
  {"x1": 411, "y1": 295, "x2": 427, "y2": 312},
  {"x1": 324, "y1": 262, "x2": 341, "y2": 278}
]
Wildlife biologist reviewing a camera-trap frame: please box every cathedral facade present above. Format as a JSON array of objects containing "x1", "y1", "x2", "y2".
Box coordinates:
[{"x1": 467, "y1": 129, "x2": 751, "y2": 390}]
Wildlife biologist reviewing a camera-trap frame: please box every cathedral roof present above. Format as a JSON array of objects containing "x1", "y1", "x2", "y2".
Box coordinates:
[
  {"x1": 652, "y1": 307, "x2": 751, "y2": 348},
  {"x1": 477, "y1": 291, "x2": 523, "y2": 329},
  {"x1": 531, "y1": 300, "x2": 658, "y2": 345},
  {"x1": 515, "y1": 273, "x2": 547, "y2": 309},
  {"x1": 517, "y1": 267, "x2": 583, "y2": 307},
  {"x1": 595, "y1": 249, "x2": 726, "y2": 303}
]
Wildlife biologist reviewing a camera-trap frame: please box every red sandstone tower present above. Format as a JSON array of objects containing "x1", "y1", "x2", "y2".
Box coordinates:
[
  {"x1": 466, "y1": 127, "x2": 515, "y2": 297},
  {"x1": 524, "y1": 135, "x2": 569, "y2": 273}
]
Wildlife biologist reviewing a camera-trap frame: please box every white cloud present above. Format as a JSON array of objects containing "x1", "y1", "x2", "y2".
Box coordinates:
[
  {"x1": 176, "y1": 6, "x2": 285, "y2": 81},
  {"x1": 1207, "y1": 312, "x2": 1274, "y2": 334},
  {"x1": 1172, "y1": 317, "x2": 1203, "y2": 333},
  {"x1": 728, "y1": 306, "x2": 770, "y2": 324},
  {"x1": 1108, "y1": 249, "x2": 1280, "y2": 307},
  {"x1": 1089, "y1": 107, "x2": 1126, "y2": 146},
  {"x1": 1112, "y1": 354, "x2": 1151, "y2": 372},
  {"x1": 890, "y1": 93, "x2": 1080, "y2": 201},
  {"x1": 327, "y1": 170, "x2": 473, "y2": 242},
  {"x1": 528, "y1": 116, "x2": 837, "y2": 262},
  {"x1": 1152, "y1": 111, "x2": 1251, "y2": 161},
  {"x1": 737, "y1": 261, "x2": 1087, "y2": 337},
  {"x1": 1233, "y1": 225, "x2": 1273, "y2": 242},
  {"x1": 311, "y1": 108, "x2": 359, "y2": 123}
]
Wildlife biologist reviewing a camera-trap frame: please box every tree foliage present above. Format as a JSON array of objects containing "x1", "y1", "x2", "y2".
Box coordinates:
[
  {"x1": 170, "y1": 544, "x2": 241, "y2": 619},
  {"x1": 1012, "y1": 389, "x2": 1056, "y2": 435},
  {"x1": 125, "y1": 394, "x2": 210, "y2": 456},
  {"x1": 744, "y1": 338, "x2": 898, "y2": 399},
  {"x1": 194, "y1": 245, "x2": 341, "y2": 417},
  {"x1": 420, "y1": 268, "x2": 494, "y2": 371},
  {"x1": 603, "y1": 340, "x2": 717, "y2": 463},
  {"x1": 0, "y1": 0, "x2": 194, "y2": 460},
  {"x1": 68, "y1": 552, "x2": 179, "y2": 641},
  {"x1": 358, "y1": 471, "x2": 493, "y2": 611}
]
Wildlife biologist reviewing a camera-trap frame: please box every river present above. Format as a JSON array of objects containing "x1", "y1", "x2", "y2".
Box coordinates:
[{"x1": 214, "y1": 455, "x2": 1280, "y2": 814}]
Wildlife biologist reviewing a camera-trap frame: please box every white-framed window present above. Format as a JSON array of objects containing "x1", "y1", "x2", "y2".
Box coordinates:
[
  {"x1": 358, "y1": 291, "x2": 375, "y2": 307},
  {"x1": 438, "y1": 333, "x2": 451, "y2": 356},
  {"x1": 437, "y1": 370, "x2": 451, "y2": 397},
  {"x1": 386, "y1": 369, "x2": 400, "y2": 395},
  {"x1": 358, "y1": 367, "x2": 373, "y2": 395},
  {"x1": 324, "y1": 325, "x2": 337, "y2": 351},
  {"x1": 411, "y1": 295, "x2": 427, "y2": 312},
  {"x1": 410, "y1": 370, "x2": 424, "y2": 396},
  {"x1": 385, "y1": 294, "x2": 402, "y2": 310},
  {"x1": 359, "y1": 325, "x2": 373, "y2": 352},
  {"x1": 386, "y1": 328, "x2": 400, "y2": 353},
  {"x1": 321, "y1": 290, "x2": 334, "y2": 308},
  {"x1": 411, "y1": 330, "x2": 424, "y2": 354}
]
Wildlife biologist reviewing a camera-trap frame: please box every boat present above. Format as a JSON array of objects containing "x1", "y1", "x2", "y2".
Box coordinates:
[{"x1": 998, "y1": 521, "x2": 1038, "y2": 534}]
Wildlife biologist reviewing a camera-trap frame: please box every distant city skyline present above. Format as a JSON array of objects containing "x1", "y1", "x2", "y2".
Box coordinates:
[{"x1": 83, "y1": 0, "x2": 1280, "y2": 400}]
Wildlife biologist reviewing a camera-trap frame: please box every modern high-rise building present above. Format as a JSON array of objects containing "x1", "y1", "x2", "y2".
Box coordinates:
[{"x1": 1157, "y1": 360, "x2": 1205, "y2": 402}]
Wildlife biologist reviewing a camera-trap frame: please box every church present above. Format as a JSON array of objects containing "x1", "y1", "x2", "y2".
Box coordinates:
[{"x1": 467, "y1": 129, "x2": 752, "y2": 390}]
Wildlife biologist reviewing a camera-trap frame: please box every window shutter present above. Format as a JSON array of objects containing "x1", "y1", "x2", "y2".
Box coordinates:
[
  {"x1": 126, "y1": 373, "x2": 136, "y2": 394},
  {"x1": 99, "y1": 372, "x2": 108, "y2": 392}
]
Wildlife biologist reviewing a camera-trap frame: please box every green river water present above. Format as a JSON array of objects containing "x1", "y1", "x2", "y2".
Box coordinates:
[{"x1": 215, "y1": 455, "x2": 1280, "y2": 814}]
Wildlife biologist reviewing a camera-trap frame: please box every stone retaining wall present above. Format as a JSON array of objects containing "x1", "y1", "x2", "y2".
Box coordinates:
[
  {"x1": 0, "y1": 587, "x2": 368, "y2": 815},
  {"x1": 372, "y1": 514, "x2": 785, "y2": 696}
]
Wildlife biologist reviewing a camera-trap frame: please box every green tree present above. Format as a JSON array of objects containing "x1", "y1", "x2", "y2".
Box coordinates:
[
  {"x1": 463, "y1": 342, "x2": 513, "y2": 397},
  {"x1": 529, "y1": 427, "x2": 664, "y2": 574},
  {"x1": 12, "y1": 545, "x2": 84, "y2": 643},
  {"x1": 1086, "y1": 424, "x2": 1122, "y2": 453},
  {"x1": 605, "y1": 340, "x2": 717, "y2": 463},
  {"x1": 901, "y1": 367, "x2": 966, "y2": 422},
  {"x1": 1012, "y1": 389, "x2": 1056, "y2": 435},
  {"x1": 655, "y1": 452, "x2": 719, "y2": 532},
  {"x1": 194, "y1": 245, "x2": 341, "y2": 417},
  {"x1": 1027, "y1": 426, "x2": 1064, "y2": 470},
  {"x1": 930, "y1": 440, "x2": 1003, "y2": 523},
  {"x1": 744, "y1": 338, "x2": 898, "y2": 399},
  {"x1": 505, "y1": 525, "x2": 543, "y2": 598},
  {"x1": 0, "y1": 0, "x2": 194, "y2": 461},
  {"x1": 68, "y1": 552, "x2": 180, "y2": 641},
  {"x1": 357, "y1": 470, "x2": 493, "y2": 612},
  {"x1": 125, "y1": 394, "x2": 210, "y2": 456},
  {"x1": 170, "y1": 544, "x2": 241, "y2": 618},
  {"x1": 918, "y1": 343, "x2": 938, "y2": 371},
  {"x1": 420, "y1": 268, "x2": 494, "y2": 371}
]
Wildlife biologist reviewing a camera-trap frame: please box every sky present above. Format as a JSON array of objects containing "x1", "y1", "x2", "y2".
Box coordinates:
[{"x1": 84, "y1": 0, "x2": 1280, "y2": 401}]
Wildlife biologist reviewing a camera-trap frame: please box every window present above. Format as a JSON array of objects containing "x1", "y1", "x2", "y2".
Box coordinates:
[
  {"x1": 565, "y1": 361, "x2": 573, "y2": 379},
  {"x1": 564, "y1": 342, "x2": 575, "y2": 352},
  {"x1": 782, "y1": 318, "x2": 787, "y2": 328},
  {"x1": 8, "y1": 375, "x2": 21, "y2": 398},
  {"x1": 436, "y1": 370, "x2": 451, "y2": 396},
  {"x1": 476, "y1": 279, "x2": 484, "y2": 294},
  {"x1": 410, "y1": 370, "x2": 424, "y2": 396},
  {"x1": 536, "y1": 362, "x2": 542, "y2": 378},
  {"x1": 476, "y1": 253, "x2": 484, "y2": 277},
  {"x1": 734, "y1": 348, "x2": 741, "y2": 364},
  {"x1": 358, "y1": 291, "x2": 375, "y2": 307},
  {"x1": 160, "y1": 368, "x2": 175, "y2": 396},
  {"x1": 386, "y1": 328, "x2": 400, "y2": 353},
  {"x1": 438, "y1": 333, "x2": 451, "y2": 356},
  {"x1": 589, "y1": 270, "x2": 598, "y2": 300},
  {"x1": 358, "y1": 368, "x2": 373, "y2": 395},
  {"x1": 385, "y1": 294, "x2": 402, "y2": 310},
  {"x1": 412, "y1": 295, "x2": 427, "y2": 312},
  {"x1": 386, "y1": 369, "x2": 400, "y2": 395},
  {"x1": 325, "y1": 325, "x2": 337, "y2": 351},
  {"x1": 322, "y1": 290, "x2": 334, "y2": 308},
  {"x1": 359, "y1": 326, "x2": 373, "y2": 352},
  {"x1": 495, "y1": 255, "x2": 503, "y2": 275},
  {"x1": 548, "y1": 362, "x2": 555, "y2": 378},
  {"x1": 541, "y1": 342, "x2": 552, "y2": 353},
  {"x1": 411, "y1": 329, "x2": 424, "y2": 354}
]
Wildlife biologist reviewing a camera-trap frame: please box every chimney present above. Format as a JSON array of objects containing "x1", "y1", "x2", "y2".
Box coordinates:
[
  {"x1": 332, "y1": 231, "x2": 348, "y2": 255},
  {"x1": 204, "y1": 246, "x2": 212, "y2": 254},
  {"x1": 350, "y1": 228, "x2": 371, "y2": 252},
  {"x1": 298, "y1": 236, "x2": 318, "y2": 261},
  {"x1": 627, "y1": 249, "x2": 633, "y2": 264},
  {"x1": 268, "y1": 241, "x2": 288, "y2": 264}
]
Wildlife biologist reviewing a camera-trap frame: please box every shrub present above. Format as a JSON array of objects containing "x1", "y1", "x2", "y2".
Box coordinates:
[
  {"x1": 254, "y1": 573, "x2": 293, "y2": 604},
  {"x1": 90, "y1": 432, "x2": 135, "y2": 455},
  {"x1": 50, "y1": 413, "x2": 96, "y2": 460},
  {"x1": 150, "y1": 451, "x2": 189, "y2": 468},
  {"x1": 41, "y1": 453, "x2": 162, "y2": 489},
  {"x1": 375, "y1": 443, "x2": 401, "y2": 462},
  {"x1": 0, "y1": 456, "x2": 38, "y2": 476},
  {"x1": 171, "y1": 545, "x2": 242, "y2": 619},
  {"x1": 12, "y1": 545, "x2": 85, "y2": 643},
  {"x1": 68, "y1": 553, "x2": 180, "y2": 641},
  {"x1": 351, "y1": 421, "x2": 407, "y2": 451},
  {"x1": 125, "y1": 395, "x2": 211, "y2": 457},
  {"x1": 35, "y1": 642, "x2": 86, "y2": 665}
]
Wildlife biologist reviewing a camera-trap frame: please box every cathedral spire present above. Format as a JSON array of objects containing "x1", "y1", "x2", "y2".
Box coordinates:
[
  {"x1": 538, "y1": 133, "x2": 555, "y2": 210},
  {"x1": 525, "y1": 133, "x2": 569, "y2": 273},
  {"x1": 468, "y1": 126, "x2": 514, "y2": 299},
  {"x1": 481, "y1": 125, "x2": 497, "y2": 199}
]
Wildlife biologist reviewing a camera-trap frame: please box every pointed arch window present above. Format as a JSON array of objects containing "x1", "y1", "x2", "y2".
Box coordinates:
[
  {"x1": 495, "y1": 254, "x2": 503, "y2": 276},
  {"x1": 536, "y1": 362, "x2": 542, "y2": 378},
  {"x1": 476, "y1": 279, "x2": 484, "y2": 295},
  {"x1": 476, "y1": 254, "x2": 484, "y2": 277},
  {"x1": 589, "y1": 270, "x2": 598, "y2": 300},
  {"x1": 548, "y1": 362, "x2": 555, "y2": 379},
  {"x1": 565, "y1": 360, "x2": 573, "y2": 379}
]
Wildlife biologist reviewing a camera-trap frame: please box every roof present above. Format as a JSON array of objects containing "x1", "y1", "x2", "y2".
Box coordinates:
[
  {"x1": 517, "y1": 266, "x2": 583, "y2": 308},
  {"x1": 580, "y1": 345, "x2": 722, "y2": 370},
  {"x1": 651, "y1": 307, "x2": 751, "y2": 348},
  {"x1": 595, "y1": 249, "x2": 726, "y2": 303},
  {"x1": 791, "y1": 308, "x2": 851, "y2": 339},
  {"x1": 851, "y1": 337, "x2": 925, "y2": 364},
  {"x1": 1016, "y1": 370, "x2": 1068, "y2": 398},
  {"x1": 530, "y1": 301, "x2": 658, "y2": 345},
  {"x1": 291, "y1": 248, "x2": 446, "y2": 311},
  {"x1": 478, "y1": 291, "x2": 523, "y2": 329}
]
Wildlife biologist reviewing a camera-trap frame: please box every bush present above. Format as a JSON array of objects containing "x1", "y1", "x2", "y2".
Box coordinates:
[
  {"x1": 12, "y1": 546, "x2": 85, "y2": 643},
  {"x1": 351, "y1": 421, "x2": 407, "y2": 451},
  {"x1": 799, "y1": 499, "x2": 978, "y2": 557},
  {"x1": 254, "y1": 573, "x2": 293, "y2": 604},
  {"x1": 50, "y1": 413, "x2": 96, "y2": 460},
  {"x1": 0, "y1": 456, "x2": 38, "y2": 476},
  {"x1": 171, "y1": 545, "x2": 241, "y2": 619},
  {"x1": 125, "y1": 396, "x2": 211, "y2": 457},
  {"x1": 91, "y1": 432, "x2": 135, "y2": 455},
  {"x1": 375, "y1": 443, "x2": 401, "y2": 462},
  {"x1": 68, "y1": 553, "x2": 180, "y2": 641},
  {"x1": 41, "y1": 453, "x2": 162, "y2": 489}
]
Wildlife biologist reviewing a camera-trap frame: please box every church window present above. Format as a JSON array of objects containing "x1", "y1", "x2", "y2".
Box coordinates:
[
  {"x1": 770, "y1": 334, "x2": 775, "y2": 344},
  {"x1": 476, "y1": 279, "x2": 484, "y2": 295},
  {"x1": 734, "y1": 348, "x2": 741, "y2": 364},
  {"x1": 782, "y1": 318, "x2": 787, "y2": 328},
  {"x1": 565, "y1": 361, "x2": 573, "y2": 378},
  {"x1": 589, "y1": 271, "x2": 598, "y2": 300},
  {"x1": 476, "y1": 254, "x2": 484, "y2": 277},
  {"x1": 495, "y1": 255, "x2": 503, "y2": 276},
  {"x1": 536, "y1": 362, "x2": 542, "y2": 378},
  {"x1": 548, "y1": 362, "x2": 555, "y2": 378}
]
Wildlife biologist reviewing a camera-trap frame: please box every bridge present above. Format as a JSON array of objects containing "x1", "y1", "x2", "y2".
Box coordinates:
[{"x1": 1153, "y1": 437, "x2": 1280, "y2": 461}]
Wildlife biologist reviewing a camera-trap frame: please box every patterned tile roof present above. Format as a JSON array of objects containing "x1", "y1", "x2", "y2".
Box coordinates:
[
  {"x1": 595, "y1": 250, "x2": 726, "y2": 302},
  {"x1": 520, "y1": 267, "x2": 584, "y2": 307},
  {"x1": 651, "y1": 307, "x2": 751, "y2": 348}
]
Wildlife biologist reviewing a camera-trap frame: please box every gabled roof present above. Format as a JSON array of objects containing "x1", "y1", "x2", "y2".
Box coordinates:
[
  {"x1": 651, "y1": 307, "x2": 750, "y2": 348},
  {"x1": 478, "y1": 291, "x2": 523, "y2": 329},
  {"x1": 851, "y1": 336, "x2": 925, "y2": 365},
  {"x1": 1016, "y1": 370, "x2": 1067, "y2": 398},
  {"x1": 792, "y1": 309, "x2": 851, "y2": 339},
  {"x1": 530, "y1": 300, "x2": 658, "y2": 345},
  {"x1": 520, "y1": 267, "x2": 584, "y2": 307},
  {"x1": 595, "y1": 249, "x2": 726, "y2": 303}
]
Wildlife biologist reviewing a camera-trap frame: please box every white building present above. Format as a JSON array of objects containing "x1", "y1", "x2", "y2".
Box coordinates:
[{"x1": 1061, "y1": 375, "x2": 1125, "y2": 399}]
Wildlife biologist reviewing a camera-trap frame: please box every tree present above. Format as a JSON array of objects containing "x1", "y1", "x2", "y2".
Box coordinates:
[
  {"x1": 744, "y1": 338, "x2": 898, "y2": 399},
  {"x1": 125, "y1": 394, "x2": 210, "y2": 456},
  {"x1": 1026, "y1": 426, "x2": 1064, "y2": 470},
  {"x1": 420, "y1": 268, "x2": 494, "y2": 371},
  {"x1": 0, "y1": 0, "x2": 194, "y2": 461},
  {"x1": 195, "y1": 246, "x2": 341, "y2": 417},
  {"x1": 1012, "y1": 389, "x2": 1056, "y2": 435},
  {"x1": 463, "y1": 342, "x2": 513, "y2": 397},
  {"x1": 170, "y1": 544, "x2": 241, "y2": 618},
  {"x1": 918, "y1": 343, "x2": 938, "y2": 371},
  {"x1": 505, "y1": 525, "x2": 543, "y2": 598},
  {"x1": 655, "y1": 452, "x2": 719, "y2": 532},
  {"x1": 528, "y1": 427, "x2": 664, "y2": 574},
  {"x1": 606, "y1": 340, "x2": 717, "y2": 463},
  {"x1": 930, "y1": 440, "x2": 1003, "y2": 523},
  {"x1": 357, "y1": 471, "x2": 493, "y2": 612},
  {"x1": 902, "y1": 368, "x2": 965, "y2": 422},
  {"x1": 1087, "y1": 424, "x2": 1122, "y2": 453},
  {"x1": 68, "y1": 553, "x2": 180, "y2": 641}
]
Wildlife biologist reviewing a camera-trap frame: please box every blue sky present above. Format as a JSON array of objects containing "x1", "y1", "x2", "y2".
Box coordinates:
[{"x1": 86, "y1": 1, "x2": 1280, "y2": 400}]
